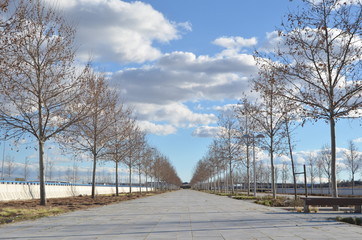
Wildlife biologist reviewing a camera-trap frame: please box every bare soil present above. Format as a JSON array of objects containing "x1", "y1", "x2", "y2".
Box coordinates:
[{"x1": 0, "y1": 192, "x2": 159, "y2": 224}]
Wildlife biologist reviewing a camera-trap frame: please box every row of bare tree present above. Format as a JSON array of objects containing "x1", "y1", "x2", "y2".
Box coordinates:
[
  {"x1": 0, "y1": 0, "x2": 181, "y2": 205},
  {"x1": 191, "y1": 136, "x2": 361, "y2": 196},
  {"x1": 191, "y1": 0, "x2": 362, "y2": 199}
]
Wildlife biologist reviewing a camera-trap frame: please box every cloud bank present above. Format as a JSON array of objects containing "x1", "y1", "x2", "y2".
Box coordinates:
[
  {"x1": 44, "y1": 0, "x2": 258, "y2": 136},
  {"x1": 46, "y1": 0, "x2": 189, "y2": 63}
]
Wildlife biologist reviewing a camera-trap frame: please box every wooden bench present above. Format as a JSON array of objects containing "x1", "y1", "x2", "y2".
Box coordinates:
[{"x1": 301, "y1": 197, "x2": 362, "y2": 213}]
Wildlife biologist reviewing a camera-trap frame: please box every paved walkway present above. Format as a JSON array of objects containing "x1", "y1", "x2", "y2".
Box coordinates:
[{"x1": 1, "y1": 190, "x2": 362, "y2": 239}]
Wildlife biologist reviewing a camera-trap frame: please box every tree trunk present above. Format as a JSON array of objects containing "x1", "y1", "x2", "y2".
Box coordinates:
[
  {"x1": 129, "y1": 165, "x2": 132, "y2": 194},
  {"x1": 271, "y1": 159, "x2": 276, "y2": 199},
  {"x1": 145, "y1": 174, "x2": 148, "y2": 192},
  {"x1": 138, "y1": 167, "x2": 141, "y2": 193},
  {"x1": 213, "y1": 173, "x2": 215, "y2": 191},
  {"x1": 225, "y1": 169, "x2": 228, "y2": 193},
  {"x1": 246, "y1": 143, "x2": 250, "y2": 196},
  {"x1": 218, "y1": 171, "x2": 221, "y2": 193},
  {"x1": 252, "y1": 140, "x2": 257, "y2": 196},
  {"x1": 115, "y1": 160, "x2": 119, "y2": 196},
  {"x1": 330, "y1": 117, "x2": 338, "y2": 198},
  {"x1": 285, "y1": 122, "x2": 297, "y2": 200},
  {"x1": 156, "y1": 176, "x2": 159, "y2": 191},
  {"x1": 91, "y1": 153, "x2": 97, "y2": 198},
  {"x1": 39, "y1": 139, "x2": 46, "y2": 206},
  {"x1": 150, "y1": 176, "x2": 153, "y2": 191},
  {"x1": 229, "y1": 159, "x2": 234, "y2": 194},
  {"x1": 270, "y1": 138, "x2": 276, "y2": 199}
]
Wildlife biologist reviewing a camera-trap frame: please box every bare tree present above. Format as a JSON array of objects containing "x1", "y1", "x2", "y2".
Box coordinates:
[
  {"x1": 141, "y1": 146, "x2": 155, "y2": 192},
  {"x1": 150, "y1": 153, "x2": 181, "y2": 191},
  {"x1": 5, "y1": 155, "x2": 15, "y2": 178},
  {"x1": 151, "y1": 150, "x2": 162, "y2": 191},
  {"x1": 106, "y1": 105, "x2": 133, "y2": 196},
  {"x1": 0, "y1": 0, "x2": 90, "y2": 205},
  {"x1": 1, "y1": 137, "x2": 7, "y2": 180},
  {"x1": 257, "y1": 0, "x2": 362, "y2": 197},
  {"x1": 45, "y1": 151, "x2": 54, "y2": 181},
  {"x1": 65, "y1": 167, "x2": 72, "y2": 183},
  {"x1": 23, "y1": 157, "x2": 30, "y2": 180},
  {"x1": 256, "y1": 160, "x2": 271, "y2": 190},
  {"x1": 248, "y1": 72, "x2": 286, "y2": 199},
  {"x1": 344, "y1": 140, "x2": 362, "y2": 195},
  {"x1": 216, "y1": 111, "x2": 240, "y2": 194},
  {"x1": 191, "y1": 141, "x2": 223, "y2": 192},
  {"x1": 235, "y1": 97, "x2": 257, "y2": 196},
  {"x1": 318, "y1": 145, "x2": 332, "y2": 194},
  {"x1": 72, "y1": 161, "x2": 79, "y2": 184},
  {"x1": 158, "y1": 157, "x2": 181, "y2": 190},
  {"x1": 61, "y1": 72, "x2": 118, "y2": 198},
  {"x1": 275, "y1": 166, "x2": 279, "y2": 189},
  {"x1": 86, "y1": 168, "x2": 92, "y2": 184},
  {"x1": 122, "y1": 126, "x2": 145, "y2": 194},
  {"x1": 135, "y1": 135, "x2": 146, "y2": 193},
  {"x1": 307, "y1": 153, "x2": 317, "y2": 194},
  {"x1": 0, "y1": 0, "x2": 27, "y2": 59},
  {"x1": 190, "y1": 157, "x2": 214, "y2": 190},
  {"x1": 316, "y1": 156, "x2": 325, "y2": 194},
  {"x1": 280, "y1": 97, "x2": 300, "y2": 200},
  {"x1": 209, "y1": 140, "x2": 224, "y2": 193},
  {"x1": 281, "y1": 160, "x2": 290, "y2": 193},
  {"x1": 0, "y1": 0, "x2": 10, "y2": 12}
]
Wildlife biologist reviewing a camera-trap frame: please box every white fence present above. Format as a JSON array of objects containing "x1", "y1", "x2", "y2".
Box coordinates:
[{"x1": 0, "y1": 181, "x2": 150, "y2": 201}]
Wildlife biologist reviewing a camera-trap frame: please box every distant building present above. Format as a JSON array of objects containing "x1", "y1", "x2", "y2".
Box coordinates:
[{"x1": 181, "y1": 182, "x2": 190, "y2": 189}]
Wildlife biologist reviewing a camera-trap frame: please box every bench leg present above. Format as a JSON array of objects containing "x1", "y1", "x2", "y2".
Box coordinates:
[
  {"x1": 355, "y1": 205, "x2": 361, "y2": 213},
  {"x1": 333, "y1": 205, "x2": 339, "y2": 211}
]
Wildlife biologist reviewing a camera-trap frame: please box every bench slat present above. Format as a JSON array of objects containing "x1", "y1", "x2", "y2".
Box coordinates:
[
  {"x1": 301, "y1": 197, "x2": 362, "y2": 213},
  {"x1": 301, "y1": 197, "x2": 362, "y2": 206}
]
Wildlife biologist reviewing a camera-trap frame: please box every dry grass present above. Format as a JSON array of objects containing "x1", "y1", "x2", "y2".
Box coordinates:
[
  {"x1": 0, "y1": 192, "x2": 160, "y2": 225},
  {"x1": 0, "y1": 207, "x2": 64, "y2": 224}
]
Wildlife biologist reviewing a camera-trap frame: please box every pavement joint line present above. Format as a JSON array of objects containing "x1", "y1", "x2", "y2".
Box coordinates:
[{"x1": 2, "y1": 190, "x2": 362, "y2": 239}]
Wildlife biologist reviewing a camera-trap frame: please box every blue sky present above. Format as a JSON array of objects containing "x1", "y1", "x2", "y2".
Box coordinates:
[{"x1": 2, "y1": 0, "x2": 361, "y2": 183}]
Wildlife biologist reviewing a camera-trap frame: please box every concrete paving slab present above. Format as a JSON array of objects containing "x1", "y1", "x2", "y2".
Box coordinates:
[{"x1": 1, "y1": 190, "x2": 362, "y2": 239}]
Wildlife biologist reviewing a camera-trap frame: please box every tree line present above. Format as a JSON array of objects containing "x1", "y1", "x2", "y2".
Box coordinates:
[
  {"x1": 191, "y1": 0, "x2": 362, "y2": 199},
  {"x1": 0, "y1": 0, "x2": 181, "y2": 206}
]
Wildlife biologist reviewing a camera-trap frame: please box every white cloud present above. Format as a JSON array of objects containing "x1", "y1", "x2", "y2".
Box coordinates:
[
  {"x1": 176, "y1": 21, "x2": 192, "y2": 32},
  {"x1": 213, "y1": 37, "x2": 257, "y2": 57},
  {"x1": 41, "y1": 0, "x2": 259, "y2": 136},
  {"x1": 311, "y1": 0, "x2": 362, "y2": 7},
  {"x1": 42, "y1": 0, "x2": 260, "y2": 136},
  {"x1": 213, "y1": 36, "x2": 257, "y2": 49},
  {"x1": 137, "y1": 121, "x2": 177, "y2": 135},
  {"x1": 258, "y1": 31, "x2": 285, "y2": 53},
  {"x1": 111, "y1": 51, "x2": 256, "y2": 105},
  {"x1": 133, "y1": 102, "x2": 217, "y2": 128},
  {"x1": 192, "y1": 126, "x2": 221, "y2": 138},
  {"x1": 295, "y1": 155, "x2": 306, "y2": 165},
  {"x1": 45, "y1": 0, "x2": 184, "y2": 63},
  {"x1": 213, "y1": 104, "x2": 238, "y2": 112},
  {"x1": 108, "y1": 41, "x2": 257, "y2": 135},
  {"x1": 354, "y1": 137, "x2": 362, "y2": 143}
]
